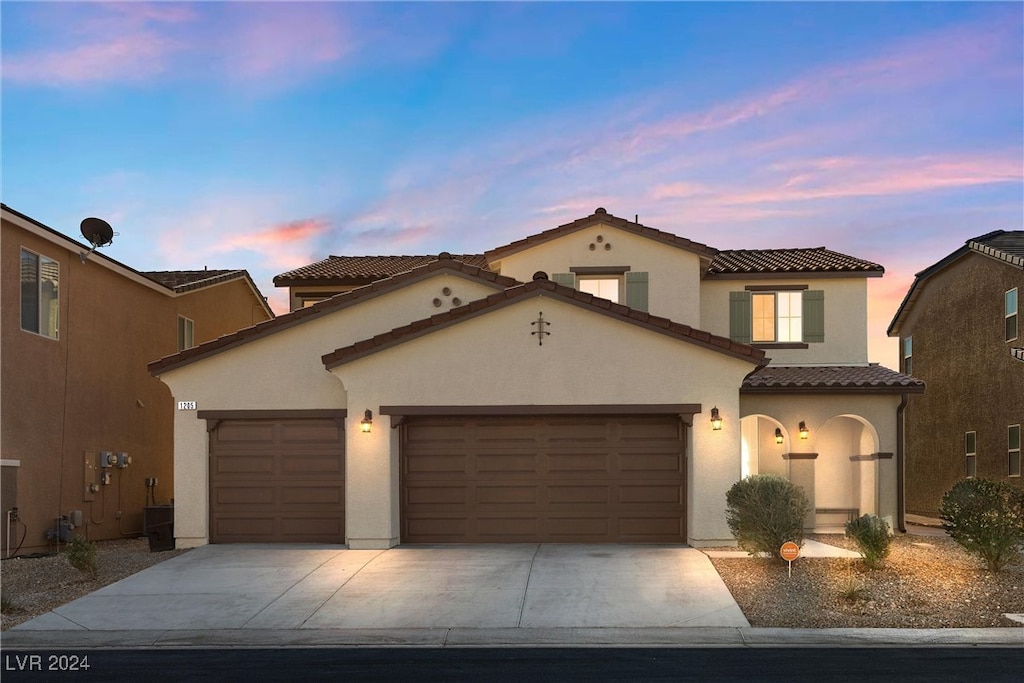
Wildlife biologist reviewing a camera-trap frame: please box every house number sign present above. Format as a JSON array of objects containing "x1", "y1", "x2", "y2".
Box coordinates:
[{"x1": 177, "y1": 401, "x2": 197, "y2": 410}]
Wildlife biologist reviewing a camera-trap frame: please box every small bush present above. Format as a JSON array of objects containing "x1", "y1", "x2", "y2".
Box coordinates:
[
  {"x1": 725, "y1": 474, "x2": 811, "y2": 560},
  {"x1": 845, "y1": 514, "x2": 892, "y2": 569},
  {"x1": 939, "y1": 478, "x2": 1024, "y2": 572},
  {"x1": 65, "y1": 535, "x2": 98, "y2": 578},
  {"x1": 1, "y1": 592, "x2": 21, "y2": 614}
]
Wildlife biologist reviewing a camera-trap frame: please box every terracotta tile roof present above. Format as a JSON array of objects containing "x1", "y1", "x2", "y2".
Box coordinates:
[
  {"x1": 149, "y1": 255, "x2": 520, "y2": 375},
  {"x1": 889, "y1": 230, "x2": 1023, "y2": 336},
  {"x1": 143, "y1": 269, "x2": 245, "y2": 292},
  {"x1": 322, "y1": 274, "x2": 767, "y2": 370},
  {"x1": 274, "y1": 254, "x2": 489, "y2": 286},
  {"x1": 741, "y1": 365, "x2": 925, "y2": 394},
  {"x1": 484, "y1": 208, "x2": 718, "y2": 262},
  {"x1": 708, "y1": 248, "x2": 884, "y2": 277}
]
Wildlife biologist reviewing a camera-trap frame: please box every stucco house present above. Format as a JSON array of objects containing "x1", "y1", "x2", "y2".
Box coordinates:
[
  {"x1": 888, "y1": 230, "x2": 1023, "y2": 516},
  {"x1": 150, "y1": 208, "x2": 922, "y2": 549},
  {"x1": 1, "y1": 205, "x2": 273, "y2": 555}
]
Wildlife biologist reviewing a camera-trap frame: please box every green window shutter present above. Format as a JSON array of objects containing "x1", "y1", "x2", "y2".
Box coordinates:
[
  {"x1": 625, "y1": 271, "x2": 649, "y2": 311},
  {"x1": 803, "y1": 290, "x2": 825, "y2": 343},
  {"x1": 552, "y1": 272, "x2": 575, "y2": 288},
  {"x1": 729, "y1": 291, "x2": 752, "y2": 344}
]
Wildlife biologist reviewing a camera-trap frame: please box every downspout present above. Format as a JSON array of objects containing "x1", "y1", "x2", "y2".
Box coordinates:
[{"x1": 896, "y1": 393, "x2": 908, "y2": 533}]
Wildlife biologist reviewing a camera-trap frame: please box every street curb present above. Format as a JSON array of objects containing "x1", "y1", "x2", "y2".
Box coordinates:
[{"x1": 2, "y1": 627, "x2": 1022, "y2": 650}]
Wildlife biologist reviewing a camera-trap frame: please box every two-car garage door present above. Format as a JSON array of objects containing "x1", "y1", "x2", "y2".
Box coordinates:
[{"x1": 400, "y1": 414, "x2": 687, "y2": 543}]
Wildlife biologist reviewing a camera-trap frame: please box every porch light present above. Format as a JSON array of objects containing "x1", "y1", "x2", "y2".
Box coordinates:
[
  {"x1": 775, "y1": 428, "x2": 784, "y2": 444},
  {"x1": 710, "y1": 407, "x2": 723, "y2": 431},
  {"x1": 799, "y1": 421, "x2": 809, "y2": 439},
  {"x1": 360, "y1": 409, "x2": 373, "y2": 433}
]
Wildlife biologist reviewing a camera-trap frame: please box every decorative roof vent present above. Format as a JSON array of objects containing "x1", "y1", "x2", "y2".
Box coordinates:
[
  {"x1": 532, "y1": 271, "x2": 549, "y2": 281},
  {"x1": 437, "y1": 251, "x2": 453, "y2": 260},
  {"x1": 594, "y1": 207, "x2": 607, "y2": 215}
]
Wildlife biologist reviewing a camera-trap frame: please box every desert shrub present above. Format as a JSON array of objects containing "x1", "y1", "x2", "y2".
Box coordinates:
[
  {"x1": 939, "y1": 478, "x2": 1024, "y2": 572},
  {"x1": 65, "y1": 535, "x2": 98, "y2": 578},
  {"x1": 1, "y1": 592, "x2": 21, "y2": 614},
  {"x1": 725, "y1": 474, "x2": 811, "y2": 560},
  {"x1": 845, "y1": 514, "x2": 892, "y2": 569}
]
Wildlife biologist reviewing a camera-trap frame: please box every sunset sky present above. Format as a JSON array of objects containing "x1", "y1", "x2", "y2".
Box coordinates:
[{"x1": 3, "y1": 2, "x2": 1021, "y2": 367}]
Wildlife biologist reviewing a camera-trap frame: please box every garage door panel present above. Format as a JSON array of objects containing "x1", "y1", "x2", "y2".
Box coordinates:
[
  {"x1": 548, "y1": 485, "x2": 610, "y2": 504},
  {"x1": 281, "y1": 454, "x2": 344, "y2": 475},
  {"x1": 476, "y1": 485, "x2": 537, "y2": 504},
  {"x1": 546, "y1": 452, "x2": 612, "y2": 472},
  {"x1": 212, "y1": 455, "x2": 276, "y2": 475},
  {"x1": 402, "y1": 415, "x2": 685, "y2": 543},
  {"x1": 209, "y1": 418, "x2": 345, "y2": 544},
  {"x1": 405, "y1": 485, "x2": 468, "y2": 505},
  {"x1": 619, "y1": 485, "x2": 683, "y2": 504},
  {"x1": 405, "y1": 454, "x2": 467, "y2": 474},
  {"x1": 475, "y1": 453, "x2": 538, "y2": 473}
]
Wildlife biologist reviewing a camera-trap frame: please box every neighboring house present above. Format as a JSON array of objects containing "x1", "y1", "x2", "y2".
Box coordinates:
[
  {"x1": 150, "y1": 208, "x2": 921, "y2": 549},
  {"x1": 888, "y1": 230, "x2": 1024, "y2": 516},
  {"x1": 1, "y1": 205, "x2": 274, "y2": 555}
]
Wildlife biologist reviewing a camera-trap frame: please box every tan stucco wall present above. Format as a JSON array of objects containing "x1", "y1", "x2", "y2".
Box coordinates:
[
  {"x1": 1, "y1": 216, "x2": 270, "y2": 552},
  {"x1": 740, "y1": 394, "x2": 901, "y2": 525},
  {"x1": 701, "y1": 277, "x2": 871, "y2": 365},
  {"x1": 157, "y1": 273, "x2": 505, "y2": 547},
  {"x1": 491, "y1": 223, "x2": 704, "y2": 327},
  {"x1": 331, "y1": 294, "x2": 757, "y2": 549}
]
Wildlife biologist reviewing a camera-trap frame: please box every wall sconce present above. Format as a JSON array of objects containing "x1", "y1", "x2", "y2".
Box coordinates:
[
  {"x1": 775, "y1": 428, "x2": 784, "y2": 444},
  {"x1": 710, "y1": 406, "x2": 723, "y2": 431},
  {"x1": 360, "y1": 409, "x2": 373, "y2": 433},
  {"x1": 798, "y1": 421, "x2": 809, "y2": 440}
]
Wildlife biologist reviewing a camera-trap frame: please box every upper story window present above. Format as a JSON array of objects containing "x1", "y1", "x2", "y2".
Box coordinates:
[
  {"x1": 578, "y1": 277, "x2": 621, "y2": 303},
  {"x1": 965, "y1": 431, "x2": 977, "y2": 478},
  {"x1": 1006, "y1": 288, "x2": 1018, "y2": 342},
  {"x1": 903, "y1": 336, "x2": 913, "y2": 375},
  {"x1": 730, "y1": 287, "x2": 824, "y2": 345},
  {"x1": 554, "y1": 269, "x2": 648, "y2": 311},
  {"x1": 20, "y1": 248, "x2": 60, "y2": 339},
  {"x1": 177, "y1": 316, "x2": 194, "y2": 351}
]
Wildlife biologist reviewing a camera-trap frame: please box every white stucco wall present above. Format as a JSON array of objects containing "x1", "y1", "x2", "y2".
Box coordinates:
[
  {"x1": 156, "y1": 272, "x2": 505, "y2": 547},
  {"x1": 491, "y1": 223, "x2": 705, "y2": 327},
  {"x1": 700, "y1": 277, "x2": 871, "y2": 365},
  {"x1": 330, "y1": 293, "x2": 758, "y2": 548}
]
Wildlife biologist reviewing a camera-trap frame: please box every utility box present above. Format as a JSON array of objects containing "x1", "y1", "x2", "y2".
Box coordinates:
[{"x1": 143, "y1": 505, "x2": 174, "y2": 552}]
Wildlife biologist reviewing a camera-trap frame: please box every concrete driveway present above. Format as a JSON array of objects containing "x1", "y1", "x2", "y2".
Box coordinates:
[{"x1": 16, "y1": 544, "x2": 749, "y2": 632}]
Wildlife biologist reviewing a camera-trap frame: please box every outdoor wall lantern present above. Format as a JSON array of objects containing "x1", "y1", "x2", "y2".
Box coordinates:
[
  {"x1": 798, "y1": 421, "x2": 809, "y2": 440},
  {"x1": 710, "y1": 407, "x2": 723, "y2": 431},
  {"x1": 360, "y1": 409, "x2": 373, "y2": 433},
  {"x1": 774, "y1": 428, "x2": 784, "y2": 444}
]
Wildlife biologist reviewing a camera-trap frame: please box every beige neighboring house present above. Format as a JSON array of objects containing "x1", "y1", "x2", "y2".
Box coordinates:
[
  {"x1": 150, "y1": 208, "x2": 922, "y2": 549},
  {"x1": 1, "y1": 205, "x2": 273, "y2": 555}
]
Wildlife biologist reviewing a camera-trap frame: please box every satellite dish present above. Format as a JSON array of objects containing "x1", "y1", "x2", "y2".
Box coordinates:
[{"x1": 81, "y1": 217, "x2": 114, "y2": 247}]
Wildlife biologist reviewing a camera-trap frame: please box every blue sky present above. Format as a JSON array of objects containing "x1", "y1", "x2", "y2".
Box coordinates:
[{"x1": 3, "y1": 1, "x2": 1022, "y2": 366}]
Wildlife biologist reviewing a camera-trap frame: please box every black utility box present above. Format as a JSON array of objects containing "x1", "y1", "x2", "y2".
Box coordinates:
[{"x1": 143, "y1": 505, "x2": 175, "y2": 552}]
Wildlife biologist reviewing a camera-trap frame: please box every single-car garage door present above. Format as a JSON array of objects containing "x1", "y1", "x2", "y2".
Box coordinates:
[
  {"x1": 401, "y1": 414, "x2": 686, "y2": 543},
  {"x1": 208, "y1": 417, "x2": 345, "y2": 543}
]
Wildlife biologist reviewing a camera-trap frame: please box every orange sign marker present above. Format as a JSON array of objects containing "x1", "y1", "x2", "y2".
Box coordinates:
[{"x1": 780, "y1": 542, "x2": 800, "y2": 561}]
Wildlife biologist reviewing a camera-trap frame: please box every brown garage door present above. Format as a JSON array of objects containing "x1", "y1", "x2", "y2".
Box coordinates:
[
  {"x1": 209, "y1": 417, "x2": 345, "y2": 543},
  {"x1": 401, "y1": 414, "x2": 686, "y2": 543}
]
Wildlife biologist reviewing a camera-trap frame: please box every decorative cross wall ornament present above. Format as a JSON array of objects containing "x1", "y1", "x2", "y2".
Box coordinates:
[{"x1": 531, "y1": 312, "x2": 551, "y2": 346}]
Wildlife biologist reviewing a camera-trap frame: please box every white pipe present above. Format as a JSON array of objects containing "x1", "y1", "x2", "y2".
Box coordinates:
[{"x1": 5, "y1": 510, "x2": 11, "y2": 559}]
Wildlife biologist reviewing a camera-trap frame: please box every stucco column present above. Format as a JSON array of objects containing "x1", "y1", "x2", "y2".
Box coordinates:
[
  {"x1": 344, "y1": 397, "x2": 399, "y2": 549},
  {"x1": 784, "y1": 452, "x2": 817, "y2": 530}
]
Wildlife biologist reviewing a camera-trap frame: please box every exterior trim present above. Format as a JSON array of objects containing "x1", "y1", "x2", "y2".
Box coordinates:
[
  {"x1": 198, "y1": 409, "x2": 347, "y2": 432},
  {"x1": 849, "y1": 452, "x2": 894, "y2": 462},
  {"x1": 745, "y1": 284, "x2": 809, "y2": 291},
  {"x1": 741, "y1": 385, "x2": 924, "y2": 395},
  {"x1": 381, "y1": 404, "x2": 701, "y2": 416},
  {"x1": 782, "y1": 452, "x2": 819, "y2": 460},
  {"x1": 0, "y1": 460, "x2": 22, "y2": 467},
  {"x1": 570, "y1": 266, "x2": 631, "y2": 275},
  {"x1": 323, "y1": 279, "x2": 767, "y2": 369},
  {"x1": 707, "y1": 271, "x2": 882, "y2": 281},
  {"x1": 754, "y1": 343, "x2": 809, "y2": 350},
  {"x1": 150, "y1": 261, "x2": 520, "y2": 375}
]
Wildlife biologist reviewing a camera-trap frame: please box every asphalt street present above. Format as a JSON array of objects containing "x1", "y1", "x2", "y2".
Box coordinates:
[{"x1": 3, "y1": 648, "x2": 1022, "y2": 683}]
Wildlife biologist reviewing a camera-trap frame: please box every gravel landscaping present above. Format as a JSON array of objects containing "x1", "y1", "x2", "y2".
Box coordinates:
[
  {"x1": 2, "y1": 531, "x2": 1022, "y2": 631},
  {"x1": 708, "y1": 532, "x2": 1024, "y2": 628}
]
